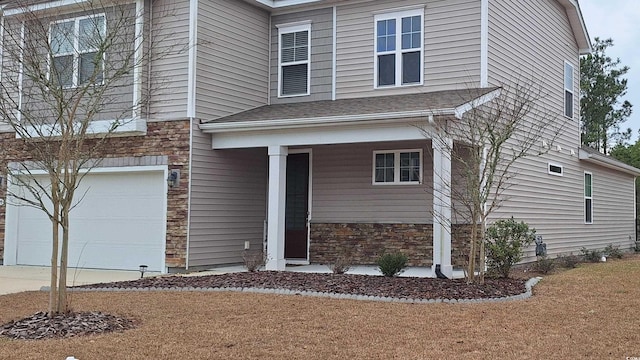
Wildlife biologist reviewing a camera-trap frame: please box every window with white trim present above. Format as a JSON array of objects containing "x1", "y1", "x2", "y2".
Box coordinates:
[
  {"x1": 548, "y1": 163, "x2": 563, "y2": 176},
  {"x1": 278, "y1": 22, "x2": 311, "y2": 97},
  {"x1": 564, "y1": 61, "x2": 574, "y2": 118},
  {"x1": 373, "y1": 149, "x2": 422, "y2": 184},
  {"x1": 584, "y1": 172, "x2": 593, "y2": 224},
  {"x1": 50, "y1": 14, "x2": 105, "y2": 88},
  {"x1": 374, "y1": 9, "x2": 423, "y2": 88}
]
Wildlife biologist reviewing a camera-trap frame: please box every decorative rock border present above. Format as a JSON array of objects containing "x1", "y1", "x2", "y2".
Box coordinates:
[{"x1": 41, "y1": 277, "x2": 542, "y2": 304}]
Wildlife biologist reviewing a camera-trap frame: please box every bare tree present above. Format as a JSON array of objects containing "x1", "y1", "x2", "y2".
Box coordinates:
[
  {"x1": 0, "y1": 0, "x2": 182, "y2": 315},
  {"x1": 424, "y1": 79, "x2": 562, "y2": 284}
]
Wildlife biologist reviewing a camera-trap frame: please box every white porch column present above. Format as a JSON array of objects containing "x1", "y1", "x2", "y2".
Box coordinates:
[
  {"x1": 266, "y1": 145, "x2": 288, "y2": 270},
  {"x1": 432, "y1": 137, "x2": 453, "y2": 278}
]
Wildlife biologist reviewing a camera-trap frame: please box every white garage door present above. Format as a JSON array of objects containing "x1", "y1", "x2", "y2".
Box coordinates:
[{"x1": 7, "y1": 170, "x2": 166, "y2": 272}]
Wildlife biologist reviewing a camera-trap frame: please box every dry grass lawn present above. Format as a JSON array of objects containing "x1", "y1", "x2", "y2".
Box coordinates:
[{"x1": 1, "y1": 258, "x2": 640, "y2": 359}]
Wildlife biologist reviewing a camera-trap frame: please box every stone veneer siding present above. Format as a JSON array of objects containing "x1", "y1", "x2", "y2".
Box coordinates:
[
  {"x1": 309, "y1": 223, "x2": 473, "y2": 268},
  {"x1": 0, "y1": 120, "x2": 190, "y2": 269}
]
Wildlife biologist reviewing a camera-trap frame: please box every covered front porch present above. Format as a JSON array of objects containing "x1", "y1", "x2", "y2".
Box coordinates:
[{"x1": 200, "y1": 89, "x2": 500, "y2": 278}]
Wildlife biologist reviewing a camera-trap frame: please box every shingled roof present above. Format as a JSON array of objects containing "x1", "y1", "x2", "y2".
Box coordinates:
[{"x1": 204, "y1": 87, "x2": 500, "y2": 125}]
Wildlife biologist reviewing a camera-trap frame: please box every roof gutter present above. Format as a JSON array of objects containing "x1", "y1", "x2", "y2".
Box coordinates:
[{"x1": 579, "y1": 148, "x2": 640, "y2": 176}]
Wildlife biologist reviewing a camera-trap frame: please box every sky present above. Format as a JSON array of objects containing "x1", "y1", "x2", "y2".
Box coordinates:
[{"x1": 580, "y1": 0, "x2": 640, "y2": 140}]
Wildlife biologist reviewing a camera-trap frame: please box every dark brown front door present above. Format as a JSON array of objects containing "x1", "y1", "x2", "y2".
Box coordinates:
[{"x1": 285, "y1": 153, "x2": 309, "y2": 259}]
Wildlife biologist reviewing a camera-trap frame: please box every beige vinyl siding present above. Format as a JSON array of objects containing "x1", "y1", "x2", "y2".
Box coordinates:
[
  {"x1": 311, "y1": 141, "x2": 433, "y2": 224},
  {"x1": 188, "y1": 121, "x2": 267, "y2": 267},
  {"x1": 335, "y1": 0, "x2": 481, "y2": 99},
  {"x1": 270, "y1": 7, "x2": 333, "y2": 104},
  {"x1": 486, "y1": 0, "x2": 596, "y2": 259},
  {"x1": 196, "y1": 0, "x2": 269, "y2": 119},
  {"x1": 147, "y1": 0, "x2": 190, "y2": 120},
  {"x1": 580, "y1": 164, "x2": 636, "y2": 252}
]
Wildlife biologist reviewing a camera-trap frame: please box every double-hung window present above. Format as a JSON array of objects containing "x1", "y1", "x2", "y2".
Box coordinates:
[
  {"x1": 564, "y1": 61, "x2": 574, "y2": 118},
  {"x1": 584, "y1": 172, "x2": 593, "y2": 224},
  {"x1": 373, "y1": 149, "x2": 422, "y2": 185},
  {"x1": 278, "y1": 22, "x2": 311, "y2": 97},
  {"x1": 374, "y1": 9, "x2": 423, "y2": 88},
  {"x1": 50, "y1": 14, "x2": 105, "y2": 88}
]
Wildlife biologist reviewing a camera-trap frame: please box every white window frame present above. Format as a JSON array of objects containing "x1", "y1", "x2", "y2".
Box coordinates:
[
  {"x1": 564, "y1": 61, "x2": 574, "y2": 118},
  {"x1": 48, "y1": 13, "x2": 106, "y2": 88},
  {"x1": 373, "y1": 8, "x2": 424, "y2": 89},
  {"x1": 548, "y1": 162, "x2": 563, "y2": 176},
  {"x1": 584, "y1": 171, "x2": 593, "y2": 224},
  {"x1": 372, "y1": 149, "x2": 423, "y2": 185},
  {"x1": 277, "y1": 21, "x2": 311, "y2": 98}
]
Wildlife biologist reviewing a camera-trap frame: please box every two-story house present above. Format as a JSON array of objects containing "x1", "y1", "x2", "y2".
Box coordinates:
[{"x1": 1, "y1": 0, "x2": 637, "y2": 276}]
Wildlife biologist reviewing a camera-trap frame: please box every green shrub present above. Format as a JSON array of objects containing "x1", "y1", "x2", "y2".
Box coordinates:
[
  {"x1": 580, "y1": 247, "x2": 603, "y2": 263},
  {"x1": 485, "y1": 217, "x2": 536, "y2": 278},
  {"x1": 603, "y1": 244, "x2": 624, "y2": 259},
  {"x1": 557, "y1": 253, "x2": 580, "y2": 268},
  {"x1": 376, "y1": 252, "x2": 408, "y2": 277},
  {"x1": 532, "y1": 255, "x2": 555, "y2": 274}
]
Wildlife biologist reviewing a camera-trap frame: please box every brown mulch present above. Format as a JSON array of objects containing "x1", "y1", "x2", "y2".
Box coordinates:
[
  {"x1": 0, "y1": 311, "x2": 134, "y2": 340},
  {"x1": 75, "y1": 271, "x2": 527, "y2": 300}
]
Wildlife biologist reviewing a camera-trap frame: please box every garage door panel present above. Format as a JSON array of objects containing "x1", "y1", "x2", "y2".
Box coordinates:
[{"x1": 10, "y1": 171, "x2": 166, "y2": 272}]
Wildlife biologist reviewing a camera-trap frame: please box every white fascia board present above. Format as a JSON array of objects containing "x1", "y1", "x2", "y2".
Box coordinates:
[
  {"x1": 454, "y1": 88, "x2": 501, "y2": 119},
  {"x1": 16, "y1": 118, "x2": 147, "y2": 139},
  {"x1": 252, "y1": 0, "x2": 324, "y2": 8},
  {"x1": 4, "y1": 0, "x2": 88, "y2": 16},
  {"x1": 200, "y1": 109, "x2": 455, "y2": 133},
  {"x1": 211, "y1": 120, "x2": 433, "y2": 149},
  {"x1": 579, "y1": 148, "x2": 640, "y2": 176},
  {"x1": 558, "y1": 0, "x2": 592, "y2": 54}
]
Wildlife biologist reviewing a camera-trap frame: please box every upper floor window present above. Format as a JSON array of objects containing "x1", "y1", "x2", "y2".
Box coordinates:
[
  {"x1": 277, "y1": 22, "x2": 311, "y2": 97},
  {"x1": 50, "y1": 14, "x2": 106, "y2": 88},
  {"x1": 374, "y1": 9, "x2": 423, "y2": 88},
  {"x1": 373, "y1": 149, "x2": 422, "y2": 185},
  {"x1": 564, "y1": 61, "x2": 574, "y2": 118}
]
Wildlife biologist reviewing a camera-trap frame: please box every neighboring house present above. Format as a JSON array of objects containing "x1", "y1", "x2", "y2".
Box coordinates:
[{"x1": 0, "y1": 0, "x2": 637, "y2": 276}]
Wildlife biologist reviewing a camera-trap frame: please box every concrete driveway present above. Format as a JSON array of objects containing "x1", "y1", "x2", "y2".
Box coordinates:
[{"x1": 0, "y1": 266, "x2": 151, "y2": 295}]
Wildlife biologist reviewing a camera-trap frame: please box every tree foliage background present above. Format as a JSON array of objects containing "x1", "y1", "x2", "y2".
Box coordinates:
[{"x1": 580, "y1": 38, "x2": 633, "y2": 154}]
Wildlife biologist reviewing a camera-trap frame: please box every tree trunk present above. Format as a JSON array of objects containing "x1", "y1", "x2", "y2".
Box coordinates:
[
  {"x1": 57, "y1": 211, "x2": 69, "y2": 314},
  {"x1": 48, "y1": 219, "x2": 59, "y2": 316},
  {"x1": 48, "y1": 183, "x2": 60, "y2": 317},
  {"x1": 467, "y1": 221, "x2": 478, "y2": 284}
]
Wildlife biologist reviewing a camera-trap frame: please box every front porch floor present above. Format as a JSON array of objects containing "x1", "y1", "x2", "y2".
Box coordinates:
[{"x1": 190, "y1": 264, "x2": 467, "y2": 279}]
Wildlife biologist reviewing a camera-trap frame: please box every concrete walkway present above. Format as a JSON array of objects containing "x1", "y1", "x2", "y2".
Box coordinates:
[{"x1": 0, "y1": 266, "x2": 155, "y2": 295}]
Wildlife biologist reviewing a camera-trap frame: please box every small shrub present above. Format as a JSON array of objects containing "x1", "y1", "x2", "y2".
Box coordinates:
[
  {"x1": 636, "y1": 241, "x2": 640, "y2": 253},
  {"x1": 328, "y1": 256, "x2": 352, "y2": 275},
  {"x1": 376, "y1": 252, "x2": 408, "y2": 277},
  {"x1": 485, "y1": 217, "x2": 536, "y2": 278},
  {"x1": 242, "y1": 250, "x2": 266, "y2": 272},
  {"x1": 557, "y1": 253, "x2": 580, "y2": 268},
  {"x1": 532, "y1": 255, "x2": 555, "y2": 274},
  {"x1": 603, "y1": 244, "x2": 624, "y2": 259},
  {"x1": 580, "y1": 247, "x2": 603, "y2": 263}
]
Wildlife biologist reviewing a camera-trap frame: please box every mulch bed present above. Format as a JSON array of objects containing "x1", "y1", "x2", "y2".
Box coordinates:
[
  {"x1": 76, "y1": 271, "x2": 527, "y2": 301},
  {"x1": 2, "y1": 272, "x2": 526, "y2": 340},
  {"x1": 0, "y1": 311, "x2": 135, "y2": 340}
]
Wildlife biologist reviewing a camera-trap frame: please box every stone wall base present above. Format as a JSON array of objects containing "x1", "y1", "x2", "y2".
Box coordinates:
[{"x1": 310, "y1": 223, "x2": 473, "y2": 268}]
